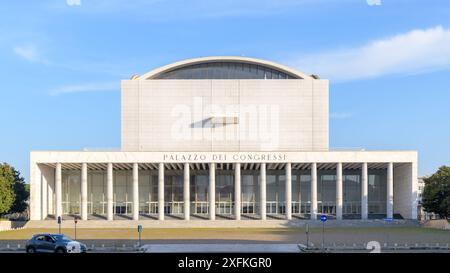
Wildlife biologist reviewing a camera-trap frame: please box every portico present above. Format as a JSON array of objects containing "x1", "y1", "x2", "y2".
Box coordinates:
[{"x1": 30, "y1": 151, "x2": 418, "y2": 221}]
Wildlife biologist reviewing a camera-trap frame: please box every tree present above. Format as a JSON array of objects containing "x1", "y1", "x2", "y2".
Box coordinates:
[
  {"x1": 10, "y1": 167, "x2": 29, "y2": 213},
  {"x1": 0, "y1": 163, "x2": 15, "y2": 215},
  {"x1": 422, "y1": 166, "x2": 450, "y2": 219}
]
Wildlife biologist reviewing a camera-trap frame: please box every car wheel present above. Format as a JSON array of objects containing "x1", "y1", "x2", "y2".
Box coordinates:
[
  {"x1": 55, "y1": 248, "x2": 66, "y2": 253},
  {"x1": 26, "y1": 247, "x2": 36, "y2": 253}
]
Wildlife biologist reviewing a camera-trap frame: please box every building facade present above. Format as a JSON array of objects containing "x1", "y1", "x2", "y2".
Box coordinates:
[{"x1": 29, "y1": 56, "x2": 418, "y2": 223}]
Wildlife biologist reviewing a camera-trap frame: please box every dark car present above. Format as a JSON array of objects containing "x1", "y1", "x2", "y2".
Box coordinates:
[{"x1": 26, "y1": 234, "x2": 87, "y2": 253}]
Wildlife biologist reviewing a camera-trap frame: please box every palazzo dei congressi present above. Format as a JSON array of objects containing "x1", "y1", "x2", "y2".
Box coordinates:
[{"x1": 29, "y1": 56, "x2": 418, "y2": 225}]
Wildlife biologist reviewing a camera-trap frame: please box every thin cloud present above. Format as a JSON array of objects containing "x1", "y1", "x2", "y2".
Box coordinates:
[
  {"x1": 12, "y1": 43, "x2": 128, "y2": 77},
  {"x1": 291, "y1": 26, "x2": 450, "y2": 82},
  {"x1": 13, "y1": 45, "x2": 48, "y2": 64},
  {"x1": 49, "y1": 82, "x2": 118, "y2": 96}
]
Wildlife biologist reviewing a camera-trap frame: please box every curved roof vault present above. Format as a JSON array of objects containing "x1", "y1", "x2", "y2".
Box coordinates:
[{"x1": 136, "y1": 56, "x2": 315, "y2": 80}]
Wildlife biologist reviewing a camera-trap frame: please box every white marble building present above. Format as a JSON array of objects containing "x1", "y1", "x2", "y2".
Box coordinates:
[{"x1": 29, "y1": 56, "x2": 418, "y2": 223}]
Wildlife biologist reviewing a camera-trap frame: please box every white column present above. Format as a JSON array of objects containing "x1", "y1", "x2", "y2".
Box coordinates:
[
  {"x1": 285, "y1": 163, "x2": 292, "y2": 220},
  {"x1": 184, "y1": 163, "x2": 190, "y2": 220},
  {"x1": 310, "y1": 163, "x2": 318, "y2": 220},
  {"x1": 81, "y1": 163, "x2": 88, "y2": 220},
  {"x1": 41, "y1": 172, "x2": 48, "y2": 220},
  {"x1": 260, "y1": 163, "x2": 267, "y2": 220},
  {"x1": 158, "y1": 163, "x2": 165, "y2": 221},
  {"x1": 30, "y1": 164, "x2": 42, "y2": 220},
  {"x1": 55, "y1": 163, "x2": 62, "y2": 219},
  {"x1": 209, "y1": 163, "x2": 216, "y2": 220},
  {"x1": 387, "y1": 162, "x2": 394, "y2": 219},
  {"x1": 234, "y1": 163, "x2": 241, "y2": 220},
  {"x1": 107, "y1": 163, "x2": 114, "y2": 221},
  {"x1": 132, "y1": 163, "x2": 139, "y2": 221},
  {"x1": 411, "y1": 161, "x2": 418, "y2": 220},
  {"x1": 47, "y1": 174, "x2": 54, "y2": 217},
  {"x1": 336, "y1": 163, "x2": 343, "y2": 220},
  {"x1": 361, "y1": 162, "x2": 368, "y2": 220}
]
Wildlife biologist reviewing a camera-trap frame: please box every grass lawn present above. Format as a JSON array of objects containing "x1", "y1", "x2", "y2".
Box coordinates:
[{"x1": 0, "y1": 226, "x2": 448, "y2": 240}]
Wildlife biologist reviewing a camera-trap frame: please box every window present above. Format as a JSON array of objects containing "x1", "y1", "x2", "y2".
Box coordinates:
[
  {"x1": 153, "y1": 61, "x2": 299, "y2": 79},
  {"x1": 35, "y1": 235, "x2": 46, "y2": 241}
]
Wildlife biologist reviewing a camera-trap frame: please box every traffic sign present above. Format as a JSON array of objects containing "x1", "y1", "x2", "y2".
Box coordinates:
[{"x1": 320, "y1": 215, "x2": 328, "y2": 222}]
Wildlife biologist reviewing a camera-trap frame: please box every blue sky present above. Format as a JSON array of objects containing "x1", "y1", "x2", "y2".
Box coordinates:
[{"x1": 1, "y1": 0, "x2": 450, "y2": 180}]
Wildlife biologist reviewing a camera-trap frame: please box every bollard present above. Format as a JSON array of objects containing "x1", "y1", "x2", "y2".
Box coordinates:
[
  {"x1": 7, "y1": 244, "x2": 9, "y2": 249},
  {"x1": 17, "y1": 244, "x2": 21, "y2": 249},
  {"x1": 102, "y1": 244, "x2": 105, "y2": 248}
]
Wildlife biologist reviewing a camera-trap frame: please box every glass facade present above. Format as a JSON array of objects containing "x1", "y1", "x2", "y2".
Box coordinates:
[
  {"x1": 153, "y1": 61, "x2": 300, "y2": 80},
  {"x1": 59, "y1": 167, "x2": 388, "y2": 219},
  {"x1": 266, "y1": 173, "x2": 285, "y2": 214},
  {"x1": 343, "y1": 170, "x2": 361, "y2": 217},
  {"x1": 164, "y1": 174, "x2": 184, "y2": 214},
  {"x1": 294, "y1": 171, "x2": 311, "y2": 215},
  {"x1": 88, "y1": 171, "x2": 106, "y2": 215},
  {"x1": 61, "y1": 171, "x2": 81, "y2": 215},
  {"x1": 318, "y1": 171, "x2": 336, "y2": 215},
  {"x1": 138, "y1": 171, "x2": 158, "y2": 214},
  {"x1": 114, "y1": 170, "x2": 133, "y2": 215},
  {"x1": 216, "y1": 174, "x2": 234, "y2": 214},
  {"x1": 242, "y1": 173, "x2": 259, "y2": 214},
  {"x1": 368, "y1": 170, "x2": 387, "y2": 215},
  {"x1": 191, "y1": 174, "x2": 209, "y2": 214}
]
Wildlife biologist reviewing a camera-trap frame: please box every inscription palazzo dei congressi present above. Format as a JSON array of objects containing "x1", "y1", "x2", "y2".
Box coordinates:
[{"x1": 163, "y1": 153, "x2": 287, "y2": 162}]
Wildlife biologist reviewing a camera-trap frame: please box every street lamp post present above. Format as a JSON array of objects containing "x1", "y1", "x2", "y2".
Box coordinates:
[
  {"x1": 74, "y1": 217, "x2": 78, "y2": 240},
  {"x1": 57, "y1": 216, "x2": 62, "y2": 234},
  {"x1": 137, "y1": 225, "x2": 143, "y2": 248},
  {"x1": 320, "y1": 214, "x2": 328, "y2": 252},
  {"x1": 305, "y1": 223, "x2": 310, "y2": 249}
]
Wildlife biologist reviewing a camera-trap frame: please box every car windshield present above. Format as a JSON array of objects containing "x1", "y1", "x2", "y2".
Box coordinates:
[{"x1": 52, "y1": 235, "x2": 72, "y2": 241}]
